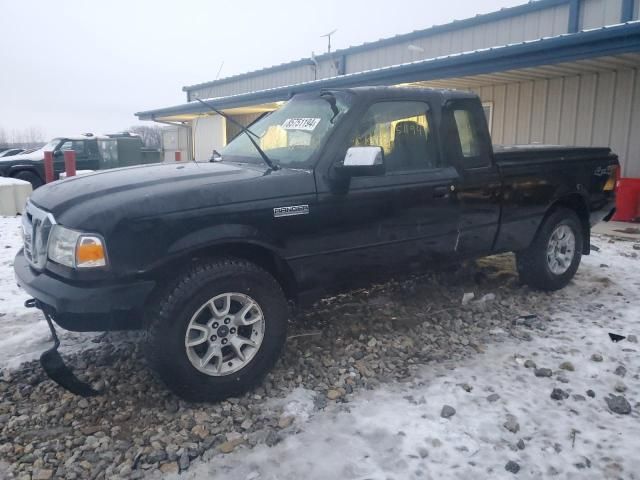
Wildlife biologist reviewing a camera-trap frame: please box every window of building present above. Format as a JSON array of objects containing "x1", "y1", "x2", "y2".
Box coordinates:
[{"x1": 350, "y1": 101, "x2": 438, "y2": 172}]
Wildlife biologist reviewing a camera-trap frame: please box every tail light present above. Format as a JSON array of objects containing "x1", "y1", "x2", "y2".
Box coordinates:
[{"x1": 604, "y1": 164, "x2": 619, "y2": 192}]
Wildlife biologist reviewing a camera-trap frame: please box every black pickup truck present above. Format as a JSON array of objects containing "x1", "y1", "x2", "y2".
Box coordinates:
[
  {"x1": 14, "y1": 87, "x2": 617, "y2": 401},
  {"x1": 0, "y1": 132, "x2": 160, "y2": 189}
]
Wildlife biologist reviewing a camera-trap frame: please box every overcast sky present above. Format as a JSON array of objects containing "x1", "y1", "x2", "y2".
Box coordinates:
[{"x1": 0, "y1": 0, "x2": 524, "y2": 140}]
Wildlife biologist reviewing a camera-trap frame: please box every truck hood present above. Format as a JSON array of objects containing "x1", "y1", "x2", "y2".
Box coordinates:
[
  {"x1": 0, "y1": 150, "x2": 44, "y2": 162},
  {"x1": 30, "y1": 161, "x2": 316, "y2": 231}
]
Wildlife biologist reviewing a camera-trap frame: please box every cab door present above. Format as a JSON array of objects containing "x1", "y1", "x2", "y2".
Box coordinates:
[
  {"x1": 442, "y1": 99, "x2": 501, "y2": 255},
  {"x1": 57, "y1": 139, "x2": 96, "y2": 174},
  {"x1": 299, "y1": 100, "x2": 461, "y2": 293}
]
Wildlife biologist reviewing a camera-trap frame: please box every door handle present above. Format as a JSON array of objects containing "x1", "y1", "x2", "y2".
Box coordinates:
[{"x1": 433, "y1": 186, "x2": 451, "y2": 198}]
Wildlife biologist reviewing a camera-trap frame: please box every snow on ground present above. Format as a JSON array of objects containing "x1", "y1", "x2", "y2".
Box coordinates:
[
  {"x1": 173, "y1": 237, "x2": 640, "y2": 480},
  {"x1": 0, "y1": 216, "x2": 96, "y2": 369}
]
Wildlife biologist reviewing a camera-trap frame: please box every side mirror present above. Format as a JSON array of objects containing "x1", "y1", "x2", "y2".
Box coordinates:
[
  {"x1": 338, "y1": 146, "x2": 385, "y2": 176},
  {"x1": 53, "y1": 150, "x2": 63, "y2": 157},
  {"x1": 209, "y1": 149, "x2": 222, "y2": 162}
]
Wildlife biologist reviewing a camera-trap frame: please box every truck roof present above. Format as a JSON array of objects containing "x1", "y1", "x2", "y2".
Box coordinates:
[{"x1": 326, "y1": 86, "x2": 478, "y2": 103}]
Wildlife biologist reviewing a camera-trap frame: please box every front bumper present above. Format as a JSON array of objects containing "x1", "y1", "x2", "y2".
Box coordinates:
[{"x1": 14, "y1": 250, "x2": 155, "y2": 331}]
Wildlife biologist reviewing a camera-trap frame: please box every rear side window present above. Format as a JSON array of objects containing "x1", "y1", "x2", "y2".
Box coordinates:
[
  {"x1": 350, "y1": 101, "x2": 439, "y2": 172},
  {"x1": 446, "y1": 101, "x2": 491, "y2": 168},
  {"x1": 453, "y1": 109, "x2": 481, "y2": 158}
]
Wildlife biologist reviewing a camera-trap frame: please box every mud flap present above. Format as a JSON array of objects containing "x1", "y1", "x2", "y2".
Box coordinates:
[{"x1": 30, "y1": 300, "x2": 100, "y2": 397}]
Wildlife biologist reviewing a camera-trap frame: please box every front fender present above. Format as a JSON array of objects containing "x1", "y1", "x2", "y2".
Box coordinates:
[{"x1": 166, "y1": 223, "x2": 284, "y2": 257}]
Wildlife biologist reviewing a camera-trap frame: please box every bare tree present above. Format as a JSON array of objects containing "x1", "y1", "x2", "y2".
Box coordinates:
[
  {"x1": 0, "y1": 127, "x2": 7, "y2": 149},
  {"x1": 5, "y1": 126, "x2": 44, "y2": 148},
  {"x1": 129, "y1": 125, "x2": 163, "y2": 149}
]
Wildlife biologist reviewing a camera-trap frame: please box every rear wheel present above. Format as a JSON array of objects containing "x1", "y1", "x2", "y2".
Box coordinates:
[
  {"x1": 13, "y1": 170, "x2": 43, "y2": 190},
  {"x1": 144, "y1": 257, "x2": 288, "y2": 402},
  {"x1": 516, "y1": 208, "x2": 583, "y2": 291}
]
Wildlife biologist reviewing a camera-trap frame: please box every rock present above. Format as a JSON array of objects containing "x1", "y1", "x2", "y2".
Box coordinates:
[
  {"x1": 516, "y1": 439, "x2": 525, "y2": 450},
  {"x1": 586, "y1": 390, "x2": 596, "y2": 398},
  {"x1": 550, "y1": 388, "x2": 569, "y2": 401},
  {"x1": 559, "y1": 361, "x2": 575, "y2": 371},
  {"x1": 462, "y1": 292, "x2": 475, "y2": 305},
  {"x1": 191, "y1": 424, "x2": 209, "y2": 439},
  {"x1": 32, "y1": 469, "x2": 53, "y2": 480},
  {"x1": 614, "y1": 381, "x2": 627, "y2": 393},
  {"x1": 219, "y1": 438, "x2": 243, "y2": 454},
  {"x1": 327, "y1": 389, "x2": 343, "y2": 400},
  {"x1": 591, "y1": 353, "x2": 603, "y2": 362},
  {"x1": 534, "y1": 368, "x2": 553, "y2": 378},
  {"x1": 556, "y1": 375, "x2": 570, "y2": 384},
  {"x1": 159, "y1": 462, "x2": 179, "y2": 474},
  {"x1": 178, "y1": 452, "x2": 190, "y2": 471},
  {"x1": 503, "y1": 415, "x2": 520, "y2": 433},
  {"x1": 605, "y1": 395, "x2": 631, "y2": 415},
  {"x1": 459, "y1": 383, "x2": 472, "y2": 393},
  {"x1": 479, "y1": 293, "x2": 496, "y2": 303},
  {"x1": 417, "y1": 447, "x2": 429, "y2": 458},
  {"x1": 614, "y1": 366, "x2": 627, "y2": 377},
  {"x1": 367, "y1": 337, "x2": 377, "y2": 348},
  {"x1": 440, "y1": 405, "x2": 456, "y2": 419},
  {"x1": 77, "y1": 399, "x2": 89, "y2": 409},
  {"x1": 627, "y1": 335, "x2": 638, "y2": 343},
  {"x1": 524, "y1": 360, "x2": 536, "y2": 369},
  {"x1": 487, "y1": 393, "x2": 500, "y2": 402},
  {"x1": 573, "y1": 394, "x2": 586, "y2": 401},
  {"x1": 278, "y1": 415, "x2": 294, "y2": 429},
  {"x1": 505, "y1": 461, "x2": 520, "y2": 474}
]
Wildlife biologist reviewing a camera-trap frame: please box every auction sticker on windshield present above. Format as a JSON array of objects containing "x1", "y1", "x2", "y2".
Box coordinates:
[{"x1": 281, "y1": 118, "x2": 321, "y2": 131}]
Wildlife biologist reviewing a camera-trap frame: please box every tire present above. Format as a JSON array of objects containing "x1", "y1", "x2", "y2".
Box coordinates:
[
  {"x1": 516, "y1": 208, "x2": 583, "y2": 291},
  {"x1": 13, "y1": 170, "x2": 44, "y2": 190},
  {"x1": 144, "y1": 257, "x2": 288, "y2": 402}
]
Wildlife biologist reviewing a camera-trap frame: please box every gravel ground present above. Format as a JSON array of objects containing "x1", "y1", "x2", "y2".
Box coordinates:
[{"x1": 0, "y1": 230, "x2": 638, "y2": 479}]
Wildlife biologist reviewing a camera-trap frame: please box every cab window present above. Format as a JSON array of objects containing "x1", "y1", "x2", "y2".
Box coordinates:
[
  {"x1": 453, "y1": 109, "x2": 481, "y2": 158},
  {"x1": 446, "y1": 101, "x2": 491, "y2": 168},
  {"x1": 350, "y1": 101, "x2": 438, "y2": 172},
  {"x1": 60, "y1": 140, "x2": 86, "y2": 155}
]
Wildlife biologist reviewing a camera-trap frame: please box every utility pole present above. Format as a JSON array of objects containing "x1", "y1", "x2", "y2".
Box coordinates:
[{"x1": 321, "y1": 29, "x2": 337, "y2": 53}]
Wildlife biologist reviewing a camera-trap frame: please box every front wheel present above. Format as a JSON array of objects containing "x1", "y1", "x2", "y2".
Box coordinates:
[
  {"x1": 13, "y1": 170, "x2": 44, "y2": 190},
  {"x1": 144, "y1": 257, "x2": 288, "y2": 402},
  {"x1": 516, "y1": 208, "x2": 583, "y2": 291}
]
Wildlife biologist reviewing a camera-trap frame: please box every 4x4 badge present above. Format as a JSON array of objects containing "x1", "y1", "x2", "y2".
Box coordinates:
[{"x1": 273, "y1": 205, "x2": 309, "y2": 218}]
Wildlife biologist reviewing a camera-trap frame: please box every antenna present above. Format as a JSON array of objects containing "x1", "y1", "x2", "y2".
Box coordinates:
[
  {"x1": 320, "y1": 29, "x2": 337, "y2": 53},
  {"x1": 215, "y1": 61, "x2": 225, "y2": 80}
]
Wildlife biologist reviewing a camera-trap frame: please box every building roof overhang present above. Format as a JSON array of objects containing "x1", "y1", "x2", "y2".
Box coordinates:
[{"x1": 136, "y1": 21, "x2": 640, "y2": 122}]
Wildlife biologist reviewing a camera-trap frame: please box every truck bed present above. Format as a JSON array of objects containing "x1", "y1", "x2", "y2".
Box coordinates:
[{"x1": 493, "y1": 144, "x2": 613, "y2": 165}]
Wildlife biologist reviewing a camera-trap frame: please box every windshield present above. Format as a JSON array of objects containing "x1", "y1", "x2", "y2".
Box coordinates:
[
  {"x1": 40, "y1": 138, "x2": 62, "y2": 151},
  {"x1": 221, "y1": 92, "x2": 351, "y2": 168}
]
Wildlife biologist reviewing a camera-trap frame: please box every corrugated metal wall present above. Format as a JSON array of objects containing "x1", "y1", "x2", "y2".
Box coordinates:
[
  {"x1": 634, "y1": 0, "x2": 639, "y2": 19},
  {"x1": 580, "y1": 0, "x2": 624, "y2": 29},
  {"x1": 472, "y1": 66, "x2": 640, "y2": 177},
  {"x1": 346, "y1": 5, "x2": 569, "y2": 73}
]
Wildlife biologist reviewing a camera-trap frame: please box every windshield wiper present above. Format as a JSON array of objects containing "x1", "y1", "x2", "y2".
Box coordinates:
[
  {"x1": 195, "y1": 98, "x2": 279, "y2": 171},
  {"x1": 320, "y1": 91, "x2": 340, "y2": 123}
]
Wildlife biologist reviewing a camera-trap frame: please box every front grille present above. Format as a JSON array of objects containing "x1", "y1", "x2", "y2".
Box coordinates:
[{"x1": 22, "y1": 202, "x2": 56, "y2": 270}]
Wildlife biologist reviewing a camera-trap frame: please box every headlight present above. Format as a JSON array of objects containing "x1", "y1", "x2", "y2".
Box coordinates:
[{"x1": 47, "y1": 225, "x2": 107, "y2": 268}]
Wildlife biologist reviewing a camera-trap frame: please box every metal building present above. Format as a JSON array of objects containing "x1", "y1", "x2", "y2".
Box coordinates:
[{"x1": 136, "y1": 0, "x2": 640, "y2": 220}]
